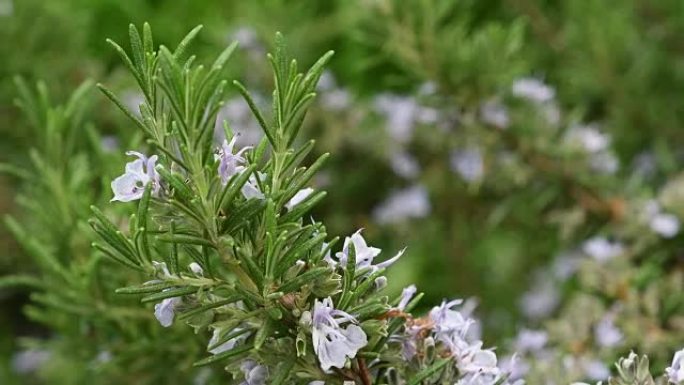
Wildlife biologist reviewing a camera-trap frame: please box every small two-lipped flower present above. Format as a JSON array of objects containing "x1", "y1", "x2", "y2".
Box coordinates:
[
  {"x1": 304, "y1": 297, "x2": 368, "y2": 371},
  {"x1": 215, "y1": 137, "x2": 267, "y2": 200},
  {"x1": 111, "y1": 151, "x2": 160, "y2": 202},
  {"x1": 325, "y1": 230, "x2": 405, "y2": 273}
]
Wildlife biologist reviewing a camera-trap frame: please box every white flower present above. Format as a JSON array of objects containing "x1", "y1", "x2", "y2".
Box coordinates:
[
  {"x1": 111, "y1": 151, "x2": 160, "y2": 202},
  {"x1": 511, "y1": 77, "x2": 555, "y2": 103},
  {"x1": 450, "y1": 148, "x2": 484, "y2": 182},
  {"x1": 594, "y1": 315, "x2": 623, "y2": 348},
  {"x1": 239, "y1": 360, "x2": 268, "y2": 385},
  {"x1": 326, "y1": 230, "x2": 404, "y2": 272},
  {"x1": 666, "y1": 348, "x2": 684, "y2": 384},
  {"x1": 372, "y1": 185, "x2": 431, "y2": 225},
  {"x1": 312, "y1": 297, "x2": 368, "y2": 371},
  {"x1": 154, "y1": 296, "x2": 182, "y2": 327},
  {"x1": 582, "y1": 237, "x2": 623, "y2": 262},
  {"x1": 373, "y1": 94, "x2": 436, "y2": 143},
  {"x1": 286, "y1": 188, "x2": 315, "y2": 211},
  {"x1": 321, "y1": 89, "x2": 351, "y2": 111}
]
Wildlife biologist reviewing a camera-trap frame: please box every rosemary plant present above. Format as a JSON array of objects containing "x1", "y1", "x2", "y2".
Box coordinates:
[{"x1": 90, "y1": 24, "x2": 519, "y2": 385}]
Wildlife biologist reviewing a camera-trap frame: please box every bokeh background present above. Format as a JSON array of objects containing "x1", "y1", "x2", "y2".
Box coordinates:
[{"x1": 3, "y1": 0, "x2": 684, "y2": 383}]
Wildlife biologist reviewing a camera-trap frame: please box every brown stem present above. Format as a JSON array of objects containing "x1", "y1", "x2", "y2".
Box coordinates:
[{"x1": 357, "y1": 358, "x2": 372, "y2": 385}]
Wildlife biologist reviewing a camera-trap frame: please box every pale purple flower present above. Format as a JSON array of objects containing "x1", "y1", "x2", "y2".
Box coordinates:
[
  {"x1": 189, "y1": 262, "x2": 204, "y2": 276},
  {"x1": 231, "y1": 27, "x2": 260, "y2": 50},
  {"x1": 312, "y1": 297, "x2": 368, "y2": 371},
  {"x1": 666, "y1": 348, "x2": 684, "y2": 384},
  {"x1": 429, "y1": 299, "x2": 479, "y2": 356},
  {"x1": 552, "y1": 252, "x2": 581, "y2": 281},
  {"x1": 582, "y1": 237, "x2": 623, "y2": 262},
  {"x1": 326, "y1": 230, "x2": 404, "y2": 272},
  {"x1": 239, "y1": 360, "x2": 268, "y2": 385},
  {"x1": 397, "y1": 284, "x2": 417, "y2": 311},
  {"x1": 321, "y1": 89, "x2": 351, "y2": 111},
  {"x1": 650, "y1": 213, "x2": 680, "y2": 238},
  {"x1": 514, "y1": 329, "x2": 548, "y2": 353},
  {"x1": 390, "y1": 151, "x2": 421, "y2": 179},
  {"x1": 372, "y1": 185, "x2": 430, "y2": 225},
  {"x1": 110, "y1": 151, "x2": 160, "y2": 202},
  {"x1": 450, "y1": 148, "x2": 484, "y2": 182},
  {"x1": 154, "y1": 296, "x2": 182, "y2": 327},
  {"x1": 590, "y1": 152, "x2": 619, "y2": 174},
  {"x1": 594, "y1": 315, "x2": 623, "y2": 348},
  {"x1": 480, "y1": 99, "x2": 509, "y2": 129},
  {"x1": 101, "y1": 135, "x2": 119, "y2": 153},
  {"x1": 12, "y1": 349, "x2": 51, "y2": 374},
  {"x1": 455, "y1": 346, "x2": 502, "y2": 385},
  {"x1": 583, "y1": 359, "x2": 610, "y2": 381},
  {"x1": 208, "y1": 327, "x2": 248, "y2": 355},
  {"x1": 286, "y1": 188, "x2": 315, "y2": 211},
  {"x1": 241, "y1": 173, "x2": 264, "y2": 200},
  {"x1": 215, "y1": 137, "x2": 251, "y2": 185},
  {"x1": 122, "y1": 90, "x2": 145, "y2": 117},
  {"x1": 511, "y1": 77, "x2": 555, "y2": 103},
  {"x1": 374, "y1": 94, "x2": 436, "y2": 143}
]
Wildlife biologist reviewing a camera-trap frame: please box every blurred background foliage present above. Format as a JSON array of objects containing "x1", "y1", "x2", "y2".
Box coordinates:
[{"x1": 3, "y1": 0, "x2": 684, "y2": 383}]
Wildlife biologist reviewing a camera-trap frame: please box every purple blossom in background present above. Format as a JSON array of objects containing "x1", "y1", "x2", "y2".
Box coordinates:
[
  {"x1": 311, "y1": 297, "x2": 368, "y2": 370},
  {"x1": 390, "y1": 151, "x2": 421, "y2": 179},
  {"x1": 511, "y1": 77, "x2": 555, "y2": 104},
  {"x1": 122, "y1": 90, "x2": 145, "y2": 117},
  {"x1": 514, "y1": 329, "x2": 548, "y2": 353},
  {"x1": 12, "y1": 349, "x2": 51, "y2": 374},
  {"x1": 373, "y1": 185, "x2": 430, "y2": 225},
  {"x1": 594, "y1": 314, "x2": 623, "y2": 348},
  {"x1": 582, "y1": 237, "x2": 623, "y2": 263},
  {"x1": 644, "y1": 201, "x2": 681, "y2": 238},
  {"x1": 110, "y1": 151, "x2": 160, "y2": 202},
  {"x1": 480, "y1": 99, "x2": 510, "y2": 129},
  {"x1": 373, "y1": 94, "x2": 438, "y2": 144},
  {"x1": 590, "y1": 151, "x2": 619, "y2": 175},
  {"x1": 520, "y1": 275, "x2": 560, "y2": 319},
  {"x1": 450, "y1": 148, "x2": 484, "y2": 182},
  {"x1": 100, "y1": 135, "x2": 119, "y2": 153},
  {"x1": 563, "y1": 124, "x2": 610, "y2": 153},
  {"x1": 214, "y1": 96, "x2": 264, "y2": 148}
]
